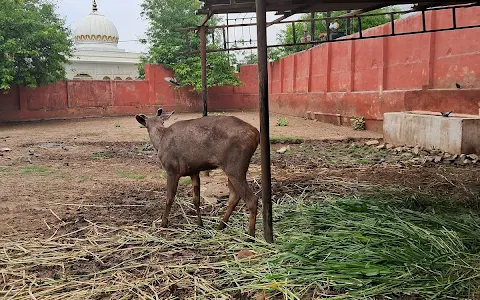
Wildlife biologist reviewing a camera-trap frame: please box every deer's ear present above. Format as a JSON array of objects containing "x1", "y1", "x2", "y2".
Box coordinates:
[
  {"x1": 162, "y1": 111, "x2": 174, "y2": 121},
  {"x1": 157, "y1": 108, "x2": 163, "y2": 116},
  {"x1": 136, "y1": 114, "x2": 147, "y2": 127}
]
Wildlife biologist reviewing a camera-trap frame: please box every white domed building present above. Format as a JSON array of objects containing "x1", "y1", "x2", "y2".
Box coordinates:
[{"x1": 65, "y1": 1, "x2": 141, "y2": 80}]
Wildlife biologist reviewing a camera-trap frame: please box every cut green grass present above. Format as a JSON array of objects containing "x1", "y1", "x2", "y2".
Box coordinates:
[
  {"x1": 115, "y1": 170, "x2": 145, "y2": 180},
  {"x1": 0, "y1": 167, "x2": 9, "y2": 173},
  {"x1": 219, "y1": 195, "x2": 480, "y2": 299},
  {"x1": 2, "y1": 191, "x2": 479, "y2": 299}
]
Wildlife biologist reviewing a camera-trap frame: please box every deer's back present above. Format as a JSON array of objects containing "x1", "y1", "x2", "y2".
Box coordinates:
[{"x1": 159, "y1": 116, "x2": 259, "y2": 174}]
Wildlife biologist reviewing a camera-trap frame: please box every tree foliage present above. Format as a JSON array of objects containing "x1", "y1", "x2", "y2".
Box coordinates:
[
  {"x1": 270, "y1": 8, "x2": 400, "y2": 60},
  {"x1": 0, "y1": 0, "x2": 73, "y2": 90},
  {"x1": 141, "y1": 0, "x2": 240, "y2": 91}
]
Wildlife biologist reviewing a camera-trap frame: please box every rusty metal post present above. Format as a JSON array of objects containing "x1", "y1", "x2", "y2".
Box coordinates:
[
  {"x1": 255, "y1": 0, "x2": 273, "y2": 243},
  {"x1": 326, "y1": 11, "x2": 331, "y2": 41},
  {"x1": 200, "y1": 25, "x2": 208, "y2": 117},
  {"x1": 346, "y1": 10, "x2": 351, "y2": 35},
  {"x1": 310, "y1": 12, "x2": 315, "y2": 41}
]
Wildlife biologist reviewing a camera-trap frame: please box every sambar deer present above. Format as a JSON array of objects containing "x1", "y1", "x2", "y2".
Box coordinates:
[{"x1": 136, "y1": 108, "x2": 260, "y2": 237}]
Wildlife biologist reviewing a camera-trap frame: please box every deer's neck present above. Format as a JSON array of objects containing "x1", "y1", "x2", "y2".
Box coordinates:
[{"x1": 149, "y1": 127, "x2": 169, "y2": 150}]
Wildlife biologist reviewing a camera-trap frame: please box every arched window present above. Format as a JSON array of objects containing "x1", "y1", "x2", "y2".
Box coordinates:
[
  {"x1": 103, "y1": 76, "x2": 111, "y2": 80},
  {"x1": 126, "y1": 77, "x2": 133, "y2": 80},
  {"x1": 114, "y1": 77, "x2": 122, "y2": 80}
]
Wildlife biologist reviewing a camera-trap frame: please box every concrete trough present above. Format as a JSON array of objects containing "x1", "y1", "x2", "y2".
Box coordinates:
[{"x1": 383, "y1": 111, "x2": 480, "y2": 155}]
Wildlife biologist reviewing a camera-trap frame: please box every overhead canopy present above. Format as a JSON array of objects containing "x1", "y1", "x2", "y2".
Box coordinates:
[{"x1": 197, "y1": 0, "x2": 475, "y2": 15}]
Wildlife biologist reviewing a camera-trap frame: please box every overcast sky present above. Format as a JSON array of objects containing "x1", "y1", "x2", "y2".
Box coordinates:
[
  {"x1": 55, "y1": 1, "x2": 413, "y2": 55},
  {"x1": 55, "y1": 0, "x2": 289, "y2": 55}
]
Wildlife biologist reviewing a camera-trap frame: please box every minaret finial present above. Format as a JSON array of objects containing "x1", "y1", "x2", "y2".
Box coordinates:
[{"x1": 92, "y1": 0, "x2": 98, "y2": 12}]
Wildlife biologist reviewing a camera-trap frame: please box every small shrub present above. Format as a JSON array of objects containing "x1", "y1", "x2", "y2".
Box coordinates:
[
  {"x1": 351, "y1": 116, "x2": 366, "y2": 131},
  {"x1": 115, "y1": 121, "x2": 121, "y2": 128},
  {"x1": 276, "y1": 117, "x2": 289, "y2": 127}
]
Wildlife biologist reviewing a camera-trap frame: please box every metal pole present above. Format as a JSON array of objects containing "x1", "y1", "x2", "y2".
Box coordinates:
[
  {"x1": 255, "y1": 0, "x2": 273, "y2": 243},
  {"x1": 326, "y1": 11, "x2": 331, "y2": 41},
  {"x1": 310, "y1": 12, "x2": 315, "y2": 41},
  {"x1": 200, "y1": 25, "x2": 208, "y2": 117},
  {"x1": 346, "y1": 10, "x2": 351, "y2": 35}
]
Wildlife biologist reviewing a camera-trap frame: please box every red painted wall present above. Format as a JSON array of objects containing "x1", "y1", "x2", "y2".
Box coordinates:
[
  {"x1": 266, "y1": 7, "x2": 480, "y2": 131},
  {"x1": 1, "y1": 7, "x2": 479, "y2": 133},
  {"x1": 0, "y1": 64, "x2": 258, "y2": 122}
]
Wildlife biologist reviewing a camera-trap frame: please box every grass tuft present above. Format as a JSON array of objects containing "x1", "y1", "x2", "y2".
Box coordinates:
[
  {"x1": 91, "y1": 152, "x2": 107, "y2": 159},
  {"x1": 21, "y1": 165, "x2": 50, "y2": 175},
  {"x1": 115, "y1": 170, "x2": 146, "y2": 180}
]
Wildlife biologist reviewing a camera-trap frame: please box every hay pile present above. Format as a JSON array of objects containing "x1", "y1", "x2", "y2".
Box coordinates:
[{"x1": 1, "y1": 181, "x2": 480, "y2": 299}]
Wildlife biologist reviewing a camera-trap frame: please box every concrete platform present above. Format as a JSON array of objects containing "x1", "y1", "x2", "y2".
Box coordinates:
[{"x1": 384, "y1": 111, "x2": 480, "y2": 155}]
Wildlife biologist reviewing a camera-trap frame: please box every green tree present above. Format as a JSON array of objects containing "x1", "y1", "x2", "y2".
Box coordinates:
[
  {"x1": 0, "y1": 0, "x2": 73, "y2": 90},
  {"x1": 140, "y1": 0, "x2": 240, "y2": 91},
  {"x1": 271, "y1": 8, "x2": 400, "y2": 60}
]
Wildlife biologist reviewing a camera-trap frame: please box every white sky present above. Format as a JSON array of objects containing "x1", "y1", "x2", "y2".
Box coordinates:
[
  {"x1": 54, "y1": 0, "x2": 289, "y2": 54},
  {"x1": 54, "y1": 1, "x2": 413, "y2": 55}
]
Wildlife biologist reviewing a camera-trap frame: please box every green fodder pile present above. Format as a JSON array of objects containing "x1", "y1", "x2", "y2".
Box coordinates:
[{"x1": 1, "y1": 195, "x2": 479, "y2": 299}]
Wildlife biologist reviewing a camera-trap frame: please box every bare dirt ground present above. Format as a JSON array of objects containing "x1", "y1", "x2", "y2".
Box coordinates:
[{"x1": 0, "y1": 111, "x2": 478, "y2": 239}]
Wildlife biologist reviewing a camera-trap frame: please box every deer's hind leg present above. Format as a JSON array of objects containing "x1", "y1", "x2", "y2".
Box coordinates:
[
  {"x1": 191, "y1": 173, "x2": 203, "y2": 227},
  {"x1": 218, "y1": 178, "x2": 241, "y2": 230}
]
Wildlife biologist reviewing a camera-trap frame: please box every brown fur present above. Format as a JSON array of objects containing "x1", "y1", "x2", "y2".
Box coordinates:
[{"x1": 136, "y1": 108, "x2": 260, "y2": 237}]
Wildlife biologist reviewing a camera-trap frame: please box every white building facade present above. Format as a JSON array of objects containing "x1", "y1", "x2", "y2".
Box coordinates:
[{"x1": 65, "y1": 1, "x2": 142, "y2": 80}]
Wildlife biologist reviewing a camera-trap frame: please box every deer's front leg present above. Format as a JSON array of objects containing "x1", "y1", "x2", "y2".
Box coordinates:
[{"x1": 161, "y1": 173, "x2": 179, "y2": 227}]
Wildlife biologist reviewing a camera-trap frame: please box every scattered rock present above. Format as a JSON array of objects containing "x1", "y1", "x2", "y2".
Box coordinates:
[
  {"x1": 28, "y1": 149, "x2": 35, "y2": 155},
  {"x1": 425, "y1": 156, "x2": 434, "y2": 162},
  {"x1": 443, "y1": 153, "x2": 452, "y2": 158},
  {"x1": 467, "y1": 154, "x2": 479, "y2": 161},
  {"x1": 236, "y1": 249, "x2": 255, "y2": 260},
  {"x1": 463, "y1": 159, "x2": 472, "y2": 165},
  {"x1": 62, "y1": 146, "x2": 69, "y2": 151},
  {"x1": 386, "y1": 144, "x2": 394, "y2": 150},
  {"x1": 366, "y1": 140, "x2": 380, "y2": 146},
  {"x1": 451, "y1": 154, "x2": 458, "y2": 160},
  {"x1": 0, "y1": 148, "x2": 11, "y2": 152},
  {"x1": 434, "y1": 156, "x2": 443, "y2": 163},
  {"x1": 459, "y1": 154, "x2": 466, "y2": 161},
  {"x1": 473, "y1": 160, "x2": 478, "y2": 164},
  {"x1": 412, "y1": 146, "x2": 420, "y2": 155},
  {"x1": 276, "y1": 145, "x2": 290, "y2": 154},
  {"x1": 376, "y1": 144, "x2": 386, "y2": 149}
]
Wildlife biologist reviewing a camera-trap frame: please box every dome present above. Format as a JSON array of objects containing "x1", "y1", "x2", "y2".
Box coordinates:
[{"x1": 73, "y1": 1, "x2": 119, "y2": 47}]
